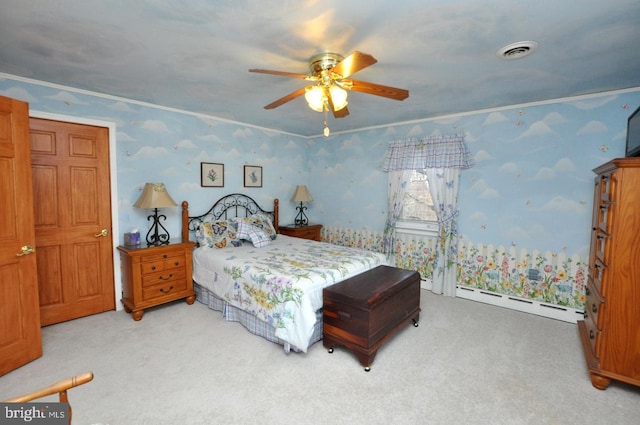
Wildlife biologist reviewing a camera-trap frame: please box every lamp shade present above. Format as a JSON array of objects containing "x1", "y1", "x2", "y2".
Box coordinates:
[
  {"x1": 133, "y1": 183, "x2": 178, "y2": 208},
  {"x1": 304, "y1": 86, "x2": 325, "y2": 112},
  {"x1": 291, "y1": 185, "x2": 313, "y2": 202},
  {"x1": 329, "y1": 85, "x2": 348, "y2": 111}
]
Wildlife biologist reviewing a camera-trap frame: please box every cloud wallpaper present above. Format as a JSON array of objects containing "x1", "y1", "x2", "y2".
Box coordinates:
[{"x1": 2, "y1": 74, "x2": 639, "y2": 314}]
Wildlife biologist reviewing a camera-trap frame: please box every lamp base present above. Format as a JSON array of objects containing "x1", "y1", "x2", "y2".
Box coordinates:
[
  {"x1": 294, "y1": 202, "x2": 309, "y2": 227},
  {"x1": 145, "y1": 208, "x2": 171, "y2": 246}
]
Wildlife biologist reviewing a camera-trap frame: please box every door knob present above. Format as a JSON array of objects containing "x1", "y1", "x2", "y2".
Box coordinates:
[
  {"x1": 16, "y1": 245, "x2": 35, "y2": 256},
  {"x1": 94, "y1": 229, "x2": 109, "y2": 238}
]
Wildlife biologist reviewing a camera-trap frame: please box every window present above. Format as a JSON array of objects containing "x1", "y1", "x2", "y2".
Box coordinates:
[{"x1": 397, "y1": 170, "x2": 438, "y2": 236}]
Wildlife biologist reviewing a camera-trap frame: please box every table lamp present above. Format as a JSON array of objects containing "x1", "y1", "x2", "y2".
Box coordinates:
[
  {"x1": 133, "y1": 183, "x2": 178, "y2": 246},
  {"x1": 291, "y1": 185, "x2": 313, "y2": 226}
]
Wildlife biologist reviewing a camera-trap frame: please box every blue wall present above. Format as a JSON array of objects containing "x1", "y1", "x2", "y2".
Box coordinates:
[
  {"x1": 2, "y1": 74, "x2": 640, "y2": 264},
  {"x1": 312, "y1": 91, "x2": 640, "y2": 261}
]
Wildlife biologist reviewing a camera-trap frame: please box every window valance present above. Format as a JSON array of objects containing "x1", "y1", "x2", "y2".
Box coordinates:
[{"x1": 382, "y1": 134, "x2": 474, "y2": 171}]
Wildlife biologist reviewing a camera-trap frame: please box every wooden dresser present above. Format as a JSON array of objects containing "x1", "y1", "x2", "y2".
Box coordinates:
[
  {"x1": 279, "y1": 223, "x2": 322, "y2": 241},
  {"x1": 118, "y1": 241, "x2": 196, "y2": 321},
  {"x1": 577, "y1": 157, "x2": 640, "y2": 390}
]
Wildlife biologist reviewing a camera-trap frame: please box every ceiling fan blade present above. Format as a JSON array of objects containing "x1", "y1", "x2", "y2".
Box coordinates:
[
  {"x1": 332, "y1": 105, "x2": 349, "y2": 119},
  {"x1": 264, "y1": 86, "x2": 309, "y2": 109},
  {"x1": 331, "y1": 51, "x2": 377, "y2": 78},
  {"x1": 345, "y1": 79, "x2": 409, "y2": 101},
  {"x1": 249, "y1": 69, "x2": 310, "y2": 79}
]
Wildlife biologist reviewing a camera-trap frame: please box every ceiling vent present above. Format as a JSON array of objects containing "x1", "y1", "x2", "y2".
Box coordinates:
[{"x1": 496, "y1": 41, "x2": 538, "y2": 60}]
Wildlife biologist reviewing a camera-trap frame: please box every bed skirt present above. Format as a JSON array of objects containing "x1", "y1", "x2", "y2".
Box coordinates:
[{"x1": 194, "y1": 282, "x2": 323, "y2": 353}]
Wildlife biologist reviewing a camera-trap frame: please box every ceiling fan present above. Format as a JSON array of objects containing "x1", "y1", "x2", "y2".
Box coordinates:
[{"x1": 249, "y1": 51, "x2": 409, "y2": 119}]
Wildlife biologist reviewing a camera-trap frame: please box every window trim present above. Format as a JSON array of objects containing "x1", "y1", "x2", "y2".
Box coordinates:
[{"x1": 395, "y1": 219, "x2": 439, "y2": 237}]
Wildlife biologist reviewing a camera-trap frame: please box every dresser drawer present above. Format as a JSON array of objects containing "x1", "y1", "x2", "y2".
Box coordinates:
[
  {"x1": 584, "y1": 279, "x2": 605, "y2": 330},
  {"x1": 589, "y1": 258, "x2": 606, "y2": 296},
  {"x1": 141, "y1": 268, "x2": 186, "y2": 288},
  {"x1": 594, "y1": 230, "x2": 611, "y2": 265},
  {"x1": 142, "y1": 279, "x2": 188, "y2": 302},
  {"x1": 584, "y1": 312, "x2": 603, "y2": 359},
  {"x1": 141, "y1": 253, "x2": 186, "y2": 274}
]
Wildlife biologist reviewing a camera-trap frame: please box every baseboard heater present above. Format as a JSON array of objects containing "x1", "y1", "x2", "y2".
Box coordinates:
[{"x1": 455, "y1": 285, "x2": 584, "y2": 324}]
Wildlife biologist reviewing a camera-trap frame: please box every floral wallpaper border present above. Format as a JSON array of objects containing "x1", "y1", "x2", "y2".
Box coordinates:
[{"x1": 322, "y1": 226, "x2": 586, "y2": 310}]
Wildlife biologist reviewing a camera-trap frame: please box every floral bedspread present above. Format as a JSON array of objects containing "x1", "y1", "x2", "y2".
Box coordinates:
[{"x1": 192, "y1": 235, "x2": 387, "y2": 352}]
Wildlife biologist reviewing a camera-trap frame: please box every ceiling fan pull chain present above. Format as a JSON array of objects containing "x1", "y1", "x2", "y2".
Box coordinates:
[{"x1": 323, "y1": 109, "x2": 330, "y2": 137}]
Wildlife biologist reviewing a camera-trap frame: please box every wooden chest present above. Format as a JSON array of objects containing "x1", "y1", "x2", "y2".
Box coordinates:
[{"x1": 323, "y1": 265, "x2": 421, "y2": 371}]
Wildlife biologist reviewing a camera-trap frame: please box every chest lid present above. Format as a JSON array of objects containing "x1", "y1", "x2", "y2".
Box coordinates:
[{"x1": 324, "y1": 265, "x2": 419, "y2": 308}]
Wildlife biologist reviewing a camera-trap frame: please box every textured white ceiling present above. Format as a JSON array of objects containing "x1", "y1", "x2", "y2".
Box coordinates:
[{"x1": 1, "y1": 0, "x2": 639, "y2": 136}]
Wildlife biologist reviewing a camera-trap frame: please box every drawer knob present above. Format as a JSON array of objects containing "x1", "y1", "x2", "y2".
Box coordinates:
[
  {"x1": 174, "y1": 261, "x2": 179, "y2": 266},
  {"x1": 163, "y1": 254, "x2": 168, "y2": 258},
  {"x1": 589, "y1": 330, "x2": 595, "y2": 340},
  {"x1": 158, "y1": 274, "x2": 173, "y2": 281},
  {"x1": 151, "y1": 266, "x2": 156, "y2": 271},
  {"x1": 585, "y1": 287, "x2": 590, "y2": 296},
  {"x1": 583, "y1": 311, "x2": 588, "y2": 319},
  {"x1": 592, "y1": 304, "x2": 598, "y2": 314},
  {"x1": 160, "y1": 285, "x2": 174, "y2": 294}
]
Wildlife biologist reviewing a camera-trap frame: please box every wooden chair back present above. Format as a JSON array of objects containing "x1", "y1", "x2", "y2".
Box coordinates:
[{"x1": 3, "y1": 371, "x2": 94, "y2": 424}]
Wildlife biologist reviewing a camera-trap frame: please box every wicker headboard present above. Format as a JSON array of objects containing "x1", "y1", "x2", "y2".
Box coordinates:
[{"x1": 181, "y1": 193, "x2": 279, "y2": 242}]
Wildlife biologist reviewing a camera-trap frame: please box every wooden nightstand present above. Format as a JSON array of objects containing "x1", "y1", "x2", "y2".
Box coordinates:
[
  {"x1": 279, "y1": 224, "x2": 323, "y2": 241},
  {"x1": 117, "y1": 240, "x2": 196, "y2": 321}
]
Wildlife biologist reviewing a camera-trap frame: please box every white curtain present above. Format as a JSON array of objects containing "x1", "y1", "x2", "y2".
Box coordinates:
[
  {"x1": 382, "y1": 135, "x2": 473, "y2": 297},
  {"x1": 426, "y1": 168, "x2": 461, "y2": 296},
  {"x1": 383, "y1": 169, "x2": 413, "y2": 256}
]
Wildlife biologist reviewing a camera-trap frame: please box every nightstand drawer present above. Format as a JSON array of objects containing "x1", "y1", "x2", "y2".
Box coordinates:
[
  {"x1": 141, "y1": 268, "x2": 186, "y2": 288},
  {"x1": 295, "y1": 228, "x2": 319, "y2": 239},
  {"x1": 142, "y1": 279, "x2": 188, "y2": 302},
  {"x1": 279, "y1": 224, "x2": 322, "y2": 241},
  {"x1": 585, "y1": 279, "x2": 605, "y2": 330},
  {"x1": 141, "y1": 254, "x2": 186, "y2": 274}
]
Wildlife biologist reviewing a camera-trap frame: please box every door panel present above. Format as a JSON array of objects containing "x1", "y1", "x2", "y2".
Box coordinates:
[
  {"x1": 36, "y1": 246, "x2": 63, "y2": 306},
  {"x1": 30, "y1": 118, "x2": 115, "y2": 326},
  {"x1": 0, "y1": 96, "x2": 42, "y2": 376}
]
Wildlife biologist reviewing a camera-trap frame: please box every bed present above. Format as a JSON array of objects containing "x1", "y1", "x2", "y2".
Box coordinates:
[{"x1": 180, "y1": 193, "x2": 387, "y2": 353}]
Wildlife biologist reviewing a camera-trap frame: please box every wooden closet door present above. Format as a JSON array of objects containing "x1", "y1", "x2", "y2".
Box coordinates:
[
  {"x1": 0, "y1": 96, "x2": 42, "y2": 375},
  {"x1": 29, "y1": 118, "x2": 115, "y2": 326}
]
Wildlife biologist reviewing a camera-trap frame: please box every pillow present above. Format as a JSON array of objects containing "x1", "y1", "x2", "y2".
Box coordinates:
[
  {"x1": 236, "y1": 213, "x2": 277, "y2": 240},
  {"x1": 197, "y1": 220, "x2": 243, "y2": 249},
  {"x1": 237, "y1": 220, "x2": 271, "y2": 248}
]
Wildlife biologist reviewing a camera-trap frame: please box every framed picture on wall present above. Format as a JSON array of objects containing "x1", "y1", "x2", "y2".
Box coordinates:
[
  {"x1": 201, "y1": 162, "x2": 224, "y2": 187},
  {"x1": 244, "y1": 165, "x2": 262, "y2": 187}
]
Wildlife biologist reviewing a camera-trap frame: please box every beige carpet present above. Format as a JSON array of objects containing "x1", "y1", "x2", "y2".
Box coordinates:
[{"x1": 1, "y1": 290, "x2": 638, "y2": 425}]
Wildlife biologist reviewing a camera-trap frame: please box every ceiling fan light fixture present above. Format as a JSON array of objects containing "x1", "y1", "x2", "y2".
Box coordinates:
[
  {"x1": 305, "y1": 86, "x2": 325, "y2": 112},
  {"x1": 250, "y1": 50, "x2": 408, "y2": 119}
]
